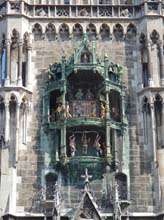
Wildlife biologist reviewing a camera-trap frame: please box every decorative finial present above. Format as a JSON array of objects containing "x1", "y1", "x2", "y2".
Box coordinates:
[
  {"x1": 81, "y1": 168, "x2": 92, "y2": 192},
  {"x1": 104, "y1": 50, "x2": 108, "y2": 59},
  {"x1": 82, "y1": 33, "x2": 88, "y2": 45}
]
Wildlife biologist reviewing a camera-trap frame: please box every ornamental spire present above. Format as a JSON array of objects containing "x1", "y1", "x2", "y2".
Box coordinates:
[{"x1": 81, "y1": 168, "x2": 92, "y2": 192}]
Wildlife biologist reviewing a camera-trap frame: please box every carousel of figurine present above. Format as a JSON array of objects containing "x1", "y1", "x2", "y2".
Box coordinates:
[
  {"x1": 93, "y1": 133, "x2": 102, "y2": 156},
  {"x1": 75, "y1": 88, "x2": 84, "y2": 101},
  {"x1": 69, "y1": 134, "x2": 76, "y2": 157},
  {"x1": 99, "y1": 102, "x2": 105, "y2": 118},
  {"x1": 82, "y1": 133, "x2": 90, "y2": 154},
  {"x1": 65, "y1": 101, "x2": 72, "y2": 118},
  {"x1": 85, "y1": 89, "x2": 94, "y2": 100}
]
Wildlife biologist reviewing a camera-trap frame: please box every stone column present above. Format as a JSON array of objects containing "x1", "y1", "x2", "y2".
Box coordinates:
[
  {"x1": 162, "y1": 103, "x2": 164, "y2": 147},
  {"x1": 60, "y1": 85, "x2": 66, "y2": 161},
  {"x1": 20, "y1": 1, "x2": 24, "y2": 14},
  {"x1": 146, "y1": 40, "x2": 153, "y2": 87},
  {"x1": 27, "y1": 45, "x2": 32, "y2": 88},
  {"x1": 121, "y1": 89, "x2": 127, "y2": 123},
  {"x1": 4, "y1": 39, "x2": 10, "y2": 87},
  {"x1": 158, "y1": 41, "x2": 164, "y2": 86},
  {"x1": 6, "y1": 1, "x2": 10, "y2": 14},
  {"x1": 105, "y1": 91, "x2": 111, "y2": 161},
  {"x1": 150, "y1": 103, "x2": 157, "y2": 162},
  {"x1": 17, "y1": 40, "x2": 23, "y2": 86},
  {"x1": 0, "y1": 44, "x2": 2, "y2": 86},
  {"x1": 144, "y1": 2, "x2": 148, "y2": 15},
  {"x1": 4, "y1": 102, "x2": 10, "y2": 143}
]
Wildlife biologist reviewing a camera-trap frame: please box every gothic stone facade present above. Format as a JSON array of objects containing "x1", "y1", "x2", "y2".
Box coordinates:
[{"x1": 0, "y1": 0, "x2": 164, "y2": 220}]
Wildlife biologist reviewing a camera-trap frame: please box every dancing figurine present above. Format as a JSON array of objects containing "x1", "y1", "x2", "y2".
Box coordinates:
[
  {"x1": 69, "y1": 134, "x2": 76, "y2": 157},
  {"x1": 100, "y1": 102, "x2": 105, "y2": 119},
  {"x1": 65, "y1": 101, "x2": 72, "y2": 118},
  {"x1": 82, "y1": 133, "x2": 90, "y2": 155},
  {"x1": 93, "y1": 133, "x2": 102, "y2": 156}
]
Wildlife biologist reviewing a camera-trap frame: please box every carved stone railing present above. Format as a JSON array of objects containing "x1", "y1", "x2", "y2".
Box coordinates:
[{"x1": 3, "y1": 1, "x2": 162, "y2": 19}]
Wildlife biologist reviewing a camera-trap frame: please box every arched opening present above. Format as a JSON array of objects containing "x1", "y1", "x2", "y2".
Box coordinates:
[
  {"x1": 126, "y1": 23, "x2": 137, "y2": 40},
  {"x1": 11, "y1": 29, "x2": 19, "y2": 84},
  {"x1": 67, "y1": 70, "x2": 104, "y2": 118},
  {"x1": 86, "y1": 23, "x2": 96, "y2": 41},
  {"x1": 150, "y1": 30, "x2": 159, "y2": 44},
  {"x1": 9, "y1": 95, "x2": 17, "y2": 163},
  {"x1": 154, "y1": 95, "x2": 163, "y2": 149},
  {"x1": 109, "y1": 90, "x2": 121, "y2": 122},
  {"x1": 1, "y1": 34, "x2": 6, "y2": 86},
  {"x1": 66, "y1": 129, "x2": 105, "y2": 157},
  {"x1": 45, "y1": 173, "x2": 58, "y2": 200},
  {"x1": 32, "y1": 23, "x2": 42, "y2": 41},
  {"x1": 115, "y1": 173, "x2": 127, "y2": 200},
  {"x1": 59, "y1": 23, "x2": 69, "y2": 41},
  {"x1": 50, "y1": 90, "x2": 63, "y2": 122},
  {"x1": 73, "y1": 23, "x2": 83, "y2": 41},
  {"x1": 142, "y1": 97, "x2": 153, "y2": 174},
  {"x1": 0, "y1": 96, "x2": 5, "y2": 147},
  {"x1": 45, "y1": 23, "x2": 56, "y2": 41},
  {"x1": 100, "y1": 24, "x2": 110, "y2": 41},
  {"x1": 140, "y1": 33, "x2": 148, "y2": 88},
  {"x1": 113, "y1": 24, "x2": 124, "y2": 41}
]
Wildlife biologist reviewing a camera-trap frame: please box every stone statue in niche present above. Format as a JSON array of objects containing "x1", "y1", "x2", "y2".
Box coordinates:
[
  {"x1": 82, "y1": 133, "x2": 90, "y2": 154},
  {"x1": 69, "y1": 134, "x2": 76, "y2": 157},
  {"x1": 81, "y1": 52, "x2": 90, "y2": 63}
]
